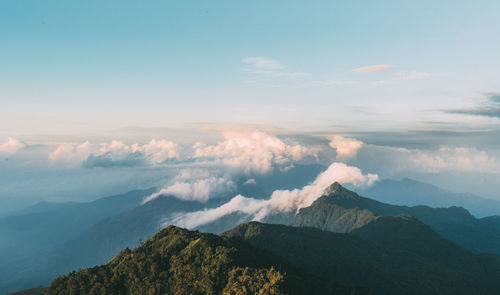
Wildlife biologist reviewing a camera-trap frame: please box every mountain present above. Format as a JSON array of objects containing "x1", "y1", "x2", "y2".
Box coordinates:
[
  {"x1": 12, "y1": 182, "x2": 500, "y2": 295},
  {"x1": 224, "y1": 221, "x2": 500, "y2": 295},
  {"x1": 481, "y1": 215, "x2": 500, "y2": 230},
  {"x1": 16, "y1": 226, "x2": 361, "y2": 295},
  {"x1": 0, "y1": 188, "x2": 155, "y2": 294},
  {"x1": 358, "y1": 178, "x2": 500, "y2": 217},
  {"x1": 294, "y1": 183, "x2": 500, "y2": 255}
]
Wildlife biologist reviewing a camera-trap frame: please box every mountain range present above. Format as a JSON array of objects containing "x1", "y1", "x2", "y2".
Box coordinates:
[
  {"x1": 15, "y1": 182, "x2": 500, "y2": 294},
  {"x1": 4, "y1": 171, "x2": 500, "y2": 294}
]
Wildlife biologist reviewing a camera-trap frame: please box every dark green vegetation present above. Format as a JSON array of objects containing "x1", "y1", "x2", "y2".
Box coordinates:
[
  {"x1": 20, "y1": 226, "x2": 363, "y2": 295},
  {"x1": 295, "y1": 183, "x2": 500, "y2": 255},
  {"x1": 17, "y1": 217, "x2": 500, "y2": 295},
  {"x1": 224, "y1": 221, "x2": 500, "y2": 295}
]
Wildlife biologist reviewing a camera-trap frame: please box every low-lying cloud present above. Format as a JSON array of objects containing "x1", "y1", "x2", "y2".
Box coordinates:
[
  {"x1": 163, "y1": 162, "x2": 378, "y2": 229},
  {"x1": 142, "y1": 168, "x2": 236, "y2": 204}
]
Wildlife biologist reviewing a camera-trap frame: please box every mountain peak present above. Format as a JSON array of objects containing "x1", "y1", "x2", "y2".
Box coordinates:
[
  {"x1": 323, "y1": 182, "x2": 343, "y2": 195},
  {"x1": 322, "y1": 182, "x2": 361, "y2": 201}
]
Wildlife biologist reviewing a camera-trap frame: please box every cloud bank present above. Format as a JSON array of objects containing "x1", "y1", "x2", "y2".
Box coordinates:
[
  {"x1": 163, "y1": 162, "x2": 378, "y2": 229},
  {"x1": 49, "y1": 139, "x2": 179, "y2": 167},
  {"x1": 193, "y1": 130, "x2": 317, "y2": 174}
]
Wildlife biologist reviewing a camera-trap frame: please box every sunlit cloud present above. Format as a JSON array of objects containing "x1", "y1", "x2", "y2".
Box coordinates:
[
  {"x1": 0, "y1": 137, "x2": 26, "y2": 155},
  {"x1": 351, "y1": 64, "x2": 394, "y2": 73},
  {"x1": 192, "y1": 130, "x2": 318, "y2": 174},
  {"x1": 329, "y1": 135, "x2": 363, "y2": 158}
]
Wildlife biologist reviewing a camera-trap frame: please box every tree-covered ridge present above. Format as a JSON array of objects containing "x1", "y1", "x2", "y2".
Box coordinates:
[
  {"x1": 224, "y1": 221, "x2": 500, "y2": 295},
  {"x1": 42, "y1": 225, "x2": 361, "y2": 295}
]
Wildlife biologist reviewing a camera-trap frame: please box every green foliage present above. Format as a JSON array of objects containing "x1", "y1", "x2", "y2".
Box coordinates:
[
  {"x1": 224, "y1": 221, "x2": 500, "y2": 295},
  {"x1": 44, "y1": 226, "x2": 356, "y2": 295}
]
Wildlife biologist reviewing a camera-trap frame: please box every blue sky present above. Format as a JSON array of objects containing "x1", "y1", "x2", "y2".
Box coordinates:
[{"x1": 2, "y1": 0, "x2": 500, "y2": 135}]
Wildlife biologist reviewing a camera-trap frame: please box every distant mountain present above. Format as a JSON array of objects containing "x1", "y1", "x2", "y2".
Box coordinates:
[
  {"x1": 0, "y1": 188, "x2": 155, "y2": 294},
  {"x1": 295, "y1": 183, "x2": 500, "y2": 255},
  {"x1": 224, "y1": 221, "x2": 500, "y2": 295},
  {"x1": 481, "y1": 215, "x2": 500, "y2": 230},
  {"x1": 358, "y1": 178, "x2": 500, "y2": 217},
  {"x1": 16, "y1": 226, "x2": 360, "y2": 295}
]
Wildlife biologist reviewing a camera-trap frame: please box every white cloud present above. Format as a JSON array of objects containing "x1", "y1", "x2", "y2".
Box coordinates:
[
  {"x1": 49, "y1": 139, "x2": 179, "y2": 167},
  {"x1": 329, "y1": 135, "x2": 363, "y2": 158},
  {"x1": 164, "y1": 162, "x2": 378, "y2": 229},
  {"x1": 410, "y1": 147, "x2": 497, "y2": 173},
  {"x1": 351, "y1": 64, "x2": 393, "y2": 73},
  {"x1": 49, "y1": 141, "x2": 92, "y2": 165},
  {"x1": 142, "y1": 168, "x2": 236, "y2": 203},
  {"x1": 193, "y1": 130, "x2": 317, "y2": 174},
  {"x1": 0, "y1": 137, "x2": 26, "y2": 155}
]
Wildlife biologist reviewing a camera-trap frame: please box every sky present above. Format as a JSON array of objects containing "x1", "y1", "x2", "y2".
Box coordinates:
[
  {"x1": 1, "y1": 1, "x2": 500, "y2": 209},
  {"x1": 1, "y1": 0, "x2": 500, "y2": 135}
]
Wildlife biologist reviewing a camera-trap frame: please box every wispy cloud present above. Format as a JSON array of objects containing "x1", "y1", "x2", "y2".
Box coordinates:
[
  {"x1": 351, "y1": 64, "x2": 394, "y2": 73},
  {"x1": 242, "y1": 57, "x2": 284, "y2": 70},
  {"x1": 445, "y1": 92, "x2": 500, "y2": 118},
  {"x1": 242, "y1": 57, "x2": 310, "y2": 78}
]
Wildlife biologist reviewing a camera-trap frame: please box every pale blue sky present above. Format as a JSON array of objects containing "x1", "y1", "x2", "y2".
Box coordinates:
[{"x1": 1, "y1": 0, "x2": 500, "y2": 135}]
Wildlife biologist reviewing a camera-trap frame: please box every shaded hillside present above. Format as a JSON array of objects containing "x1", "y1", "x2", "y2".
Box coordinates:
[
  {"x1": 0, "y1": 188, "x2": 156, "y2": 294},
  {"x1": 224, "y1": 222, "x2": 500, "y2": 295},
  {"x1": 481, "y1": 215, "x2": 500, "y2": 230},
  {"x1": 295, "y1": 183, "x2": 500, "y2": 255},
  {"x1": 358, "y1": 178, "x2": 500, "y2": 217},
  {"x1": 29, "y1": 226, "x2": 361, "y2": 295}
]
